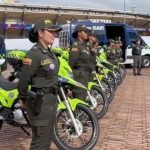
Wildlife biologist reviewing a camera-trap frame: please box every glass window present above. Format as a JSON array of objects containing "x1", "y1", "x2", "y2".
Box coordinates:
[
  {"x1": 128, "y1": 32, "x2": 137, "y2": 43},
  {"x1": 59, "y1": 30, "x2": 70, "y2": 48}
]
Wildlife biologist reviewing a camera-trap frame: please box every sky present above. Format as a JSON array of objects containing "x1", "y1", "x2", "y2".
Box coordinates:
[{"x1": 20, "y1": 0, "x2": 150, "y2": 14}]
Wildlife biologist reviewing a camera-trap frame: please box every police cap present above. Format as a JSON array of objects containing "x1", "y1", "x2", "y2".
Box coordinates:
[
  {"x1": 115, "y1": 40, "x2": 120, "y2": 44},
  {"x1": 109, "y1": 39, "x2": 115, "y2": 43},
  {"x1": 33, "y1": 19, "x2": 62, "y2": 33},
  {"x1": 72, "y1": 25, "x2": 91, "y2": 38},
  {"x1": 88, "y1": 31, "x2": 96, "y2": 37}
]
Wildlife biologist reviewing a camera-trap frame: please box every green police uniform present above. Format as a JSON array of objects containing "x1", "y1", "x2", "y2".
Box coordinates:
[
  {"x1": 69, "y1": 25, "x2": 91, "y2": 100},
  {"x1": 0, "y1": 36, "x2": 7, "y2": 73},
  {"x1": 18, "y1": 43, "x2": 59, "y2": 150},
  {"x1": 115, "y1": 48, "x2": 123, "y2": 61},
  {"x1": 132, "y1": 44, "x2": 142, "y2": 75},
  {"x1": 17, "y1": 19, "x2": 62, "y2": 150},
  {"x1": 87, "y1": 41, "x2": 97, "y2": 81},
  {"x1": 69, "y1": 40, "x2": 90, "y2": 100},
  {"x1": 106, "y1": 46, "x2": 116, "y2": 62}
]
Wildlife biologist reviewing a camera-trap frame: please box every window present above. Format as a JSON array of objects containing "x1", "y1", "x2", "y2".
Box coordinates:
[
  {"x1": 128, "y1": 32, "x2": 137, "y2": 43},
  {"x1": 59, "y1": 30, "x2": 70, "y2": 48}
]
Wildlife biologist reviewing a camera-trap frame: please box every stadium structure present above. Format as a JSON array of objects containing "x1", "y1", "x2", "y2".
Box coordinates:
[{"x1": 0, "y1": 1, "x2": 150, "y2": 38}]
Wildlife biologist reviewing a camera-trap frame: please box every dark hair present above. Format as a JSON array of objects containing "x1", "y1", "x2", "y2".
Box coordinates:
[{"x1": 28, "y1": 28, "x2": 38, "y2": 43}]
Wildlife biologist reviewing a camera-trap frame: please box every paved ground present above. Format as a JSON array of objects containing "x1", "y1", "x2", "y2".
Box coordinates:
[{"x1": 0, "y1": 68, "x2": 150, "y2": 150}]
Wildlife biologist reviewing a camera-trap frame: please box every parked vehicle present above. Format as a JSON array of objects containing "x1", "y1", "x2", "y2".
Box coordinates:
[{"x1": 59, "y1": 19, "x2": 150, "y2": 67}]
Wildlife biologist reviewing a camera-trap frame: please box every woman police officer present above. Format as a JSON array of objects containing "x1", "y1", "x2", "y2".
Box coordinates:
[
  {"x1": 69, "y1": 25, "x2": 91, "y2": 100},
  {"x1": 18, "y1": 19, "x2": 62, "y2": 150}
]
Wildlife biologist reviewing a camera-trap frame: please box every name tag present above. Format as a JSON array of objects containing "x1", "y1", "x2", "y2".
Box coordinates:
[{"x1": 41, "y1": 59, "x2": 52, "y2": 65}]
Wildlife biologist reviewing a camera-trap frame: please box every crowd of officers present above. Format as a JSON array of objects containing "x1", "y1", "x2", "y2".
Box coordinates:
[
  {"x1": 69, "y1": 25, "x2": 123, "y2": 101},
  {"x1": 15, "y1": 21, "x2": 124, "y2": 150},
  {"x1": 0, "y1": 19, "x2": 142, "y2": 150}
]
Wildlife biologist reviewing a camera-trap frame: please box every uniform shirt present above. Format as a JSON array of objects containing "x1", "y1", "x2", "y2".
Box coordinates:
[
  {"x1": 132, "y1": 44, "x2": 142, "y2": 56},
  {"x1": 115, "y1": 48, "x2": 123, "y2": 58},
  {"x1": 69, "y1": 40, "x2": 90, "y2": 71},
  {"x1": 106, "y1": 46, "x2": 116, "y2": 60},
  {"x1": 87, "y1": 41, "x2": 97, "y2": 72},
  {"x1": 18, "y1": 43, "x2": 59, "y2": 98}
]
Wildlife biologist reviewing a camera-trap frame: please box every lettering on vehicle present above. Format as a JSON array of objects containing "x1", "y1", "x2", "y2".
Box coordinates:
[{"x1": 92, "y1": 26, "x2": 105, "y2": 30}]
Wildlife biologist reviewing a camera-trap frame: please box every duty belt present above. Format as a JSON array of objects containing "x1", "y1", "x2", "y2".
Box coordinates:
[
  {"x1": 31, "y1": 86, "x2": 57, "y2": 94},
  {"x1": 74, "y1": 67, "x2": 89, "y2": 72}
]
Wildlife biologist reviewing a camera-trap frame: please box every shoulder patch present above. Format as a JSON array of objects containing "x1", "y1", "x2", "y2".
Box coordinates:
[
  {"x1": 23, "y1": 58, "x2": 32, "y2": 65},
  {"x1": 71, "y1": 48, "x2": 78, "y2": 52},
  {"x1": 73, "y1": 42, "x2": 78, "y2": 46},
  {"x1": 32, "y1": 45, "x2": 38, "y2": 51}
]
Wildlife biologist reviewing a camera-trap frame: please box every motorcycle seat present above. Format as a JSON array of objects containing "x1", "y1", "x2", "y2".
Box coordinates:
[{"x1": 0, "y1": 76, "x2": 18, "y2": 91}]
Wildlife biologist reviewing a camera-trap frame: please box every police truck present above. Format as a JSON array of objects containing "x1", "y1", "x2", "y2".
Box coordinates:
[{"x1": 59, "y1": 19, "x2": 150, "y2": 67}]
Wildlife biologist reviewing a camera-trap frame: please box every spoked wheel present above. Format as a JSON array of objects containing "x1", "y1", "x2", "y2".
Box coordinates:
[
  {"x1": 101, "y1": 78, "x2": 115, "y2": 103},
  {"x1": 113, "y1": 68, "x2": 123, "y2": 85},
  {"x1": 89, "y1": 86, "x2": 108, "y2": 119},
  {"x1": 119, "y1": 64, "x2": 126, "y2": 79},
  {"x1": 53, "y1": 104, "x2": 99, "y2": 150},
  {"x1": 107, "y1": 72, "x2": 117, "y2": 91},
  {"x1": 0, "y1": 109, "x2": 3, "y2": 130}
]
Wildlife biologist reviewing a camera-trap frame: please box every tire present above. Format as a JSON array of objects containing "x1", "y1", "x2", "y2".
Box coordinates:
[
  {"x1": 101, "y1": 78, "x2": 115, "y2": 103},
  {"x1": 113, "y1": 68, "x2": 123, "y2": 85},
  {"x1": 119, "y1": 64, "x2": 126, "y2": 79},
  {"x1": 53, "y1": 104, "x2": 100, "y2": 150},
  {"x1": 107, "y1": 72, "x2": 117, "y2": 91},
  {"x1": 90, "y1": 85, "x2": 109, "y2": 119},
  {"x1": 142, "y1": 56, "x2": 150, "y2": 68},
  {"x1": 0, "y1": 108, "x2": 3, "y2": 130}
]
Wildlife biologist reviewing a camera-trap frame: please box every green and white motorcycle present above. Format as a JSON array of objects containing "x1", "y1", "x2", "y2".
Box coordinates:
[
  {"x1": 53, "y1": 56, "x2": 100, "y2": 150},
  {"x1": 0, "y1": 52, "x2": 100, "y2": 150},
  {"x1": 55, "y1": 50, "x2": 108, "y2": 119}
]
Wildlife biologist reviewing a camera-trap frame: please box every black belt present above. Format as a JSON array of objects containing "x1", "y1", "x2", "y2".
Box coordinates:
[
  {"x1": 31, "y1": 86, "x2": 57, "y2": 94},
  {"x1": 74, "y1": 67, "x2": 89, "y2": 72}
]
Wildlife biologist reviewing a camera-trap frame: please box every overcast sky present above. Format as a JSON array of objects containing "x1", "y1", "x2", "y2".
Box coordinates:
[{"x1": 21, "y1": 0, "x2": 150, "y2": 14}]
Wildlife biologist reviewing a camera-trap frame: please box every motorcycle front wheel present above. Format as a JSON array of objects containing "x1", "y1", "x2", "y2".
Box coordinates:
[{"x1": 53, "y1": 104, "x2": 100, "y2": 150}]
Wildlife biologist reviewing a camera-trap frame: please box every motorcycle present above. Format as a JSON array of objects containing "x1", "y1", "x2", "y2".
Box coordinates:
[
  {"x1": 53, "y1": 56, "x2": 100, "y2": 150},
  {"x1": 0, "y1": 52, "x2": 100, "y2": 150},
  {"x1": 57, "y1": 52, "x2": 109, "y2": 119}
]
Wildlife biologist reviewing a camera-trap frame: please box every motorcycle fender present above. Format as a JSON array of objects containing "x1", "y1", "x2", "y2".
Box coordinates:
[
  {"x1": 57, "y1": 98, "x2": 89, "y2": 111},
  {"x1": 88, "y1": 82, "x2": 99, "y2": 90},
  {"x1": 98, "y1": 74, "x2": 105, "y2": 80}
]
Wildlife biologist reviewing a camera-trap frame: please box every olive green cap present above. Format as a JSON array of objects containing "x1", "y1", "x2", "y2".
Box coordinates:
[
  {"x1": 33, "y1": 19, "x2": 62, "y2": 33},
  {"x1": 109, "y1": 39, "x2": 115, "y2": 43},
  {"x1": 88, "y1": 30, "x2": 96, "y2": 37},
  {"x1": 72, "y1": 25, "x2": 91, "y2": 38},
  {"x1": 115, "y1": 40, "x2": 120, "y2": 44}
]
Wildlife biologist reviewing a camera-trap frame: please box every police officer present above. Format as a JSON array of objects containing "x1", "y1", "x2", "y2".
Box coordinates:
[
  {"x1": 18, "y1": 19, "x2": 62, "y2": 150},
  {"x1": 106, "y1": 39, "x2": 116, "y2": 63},
  {"x1": 69, "y1": 25, "x2": 91, "y2": 100},
  {"x1": 87, "y1": 32, "x2": 98, "y2": 80},
  {"x1": 115, "y1": 40, "x2": 123, "y2": 62},
  {"x1": 0, "y1": 36, "x2": 7, "y2": 74},
  {"x1": 132, "y1": 39, "x2": 143, "y2": 76}
]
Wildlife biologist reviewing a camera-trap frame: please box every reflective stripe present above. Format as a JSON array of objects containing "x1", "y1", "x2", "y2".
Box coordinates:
[
  {"x1": 0, "y1": 54, "x2": 6, "y2": 59},
  {"x1": 6, "y1": 50, "x2": 27, "y2": 60}
]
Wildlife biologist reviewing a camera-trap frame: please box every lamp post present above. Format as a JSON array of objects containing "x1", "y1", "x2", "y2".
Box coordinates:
[
  {"x1": 124, "y1": 0, "x2": 126, "y2": 23},
  {"x1": 131, "y1": 7, "x2": 136, "y2": 27},
  {"x1": 131, "y1": 6, "x2": 136, "y2": 14}
]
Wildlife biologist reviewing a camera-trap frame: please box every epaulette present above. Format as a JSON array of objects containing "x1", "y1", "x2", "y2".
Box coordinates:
[
  {"x1": 71, "y1": 47, "x2": 78, "y2": 51},
  {"x1": 73, "y1": 42, "x2": 78, "y2": 46},
  {"x1": 31, "y1": 45, "x2": 39, "y2": 51}
]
